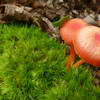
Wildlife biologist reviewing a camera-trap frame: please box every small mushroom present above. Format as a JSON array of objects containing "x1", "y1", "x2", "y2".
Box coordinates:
[
  {"x1": 73, "y1": 26, "x2": 100, "y2": 67},
  {"x1": 60, "y1": 18, "x2": 88, "y2": 69}
]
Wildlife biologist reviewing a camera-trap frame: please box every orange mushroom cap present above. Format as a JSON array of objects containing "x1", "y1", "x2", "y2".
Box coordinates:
[
  {"x1": 73, "y1": 26, "x2": 100, "y2": 67},
  {"x1": 60, "y1": 18, "x2": 88, "y2": 45}
]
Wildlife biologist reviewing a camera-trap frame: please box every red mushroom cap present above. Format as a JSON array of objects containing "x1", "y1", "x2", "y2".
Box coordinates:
[
  {"x1": 60, "y1": 18, "x2": 88, "y2": 45},
  {"x1": 73, "y1": 26, "x2": 100, "y2": 67}
]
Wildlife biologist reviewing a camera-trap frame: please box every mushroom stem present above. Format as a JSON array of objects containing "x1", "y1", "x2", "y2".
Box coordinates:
[
  {"x1": 73, "y1": 59, "x2": 85, "y2": 68},
  {"x1": 66, "y1": 45, "x2": 76, "y2": 69}
]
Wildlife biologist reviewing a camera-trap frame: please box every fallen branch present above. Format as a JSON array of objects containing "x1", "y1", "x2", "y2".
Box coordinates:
[
  {"x1": 0, "y1": 4, "x2": 40, "y2": 26},
  {"x1": 0, "y1": 4, "x2": 60, "y2": 40}
]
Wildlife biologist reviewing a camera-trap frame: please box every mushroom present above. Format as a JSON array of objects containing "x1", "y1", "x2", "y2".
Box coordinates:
[
  {"x1": 73, "y1": 26, "x2": 100, "y2": 67},
  {"x1": 60, "y1": 18, "x2": 88, "y2": 69}
]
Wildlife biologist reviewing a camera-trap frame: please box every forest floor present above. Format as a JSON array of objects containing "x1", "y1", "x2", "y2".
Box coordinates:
[{"x1": 0, "y1": 0, "x2": 100, "y2": 100}]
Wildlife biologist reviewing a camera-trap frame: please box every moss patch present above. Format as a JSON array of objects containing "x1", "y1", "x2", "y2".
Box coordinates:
[{"x1": 0, "y1": 24, "x2": 99, "y2": 100}]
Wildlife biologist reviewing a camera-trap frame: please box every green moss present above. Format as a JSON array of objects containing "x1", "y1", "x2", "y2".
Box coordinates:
[
  {"x1": 53, "y1": 16, "x2": 70, "y2": 27},
  {"x1": 0, "y1": 24, "x2": 99, "y2": 100}
]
